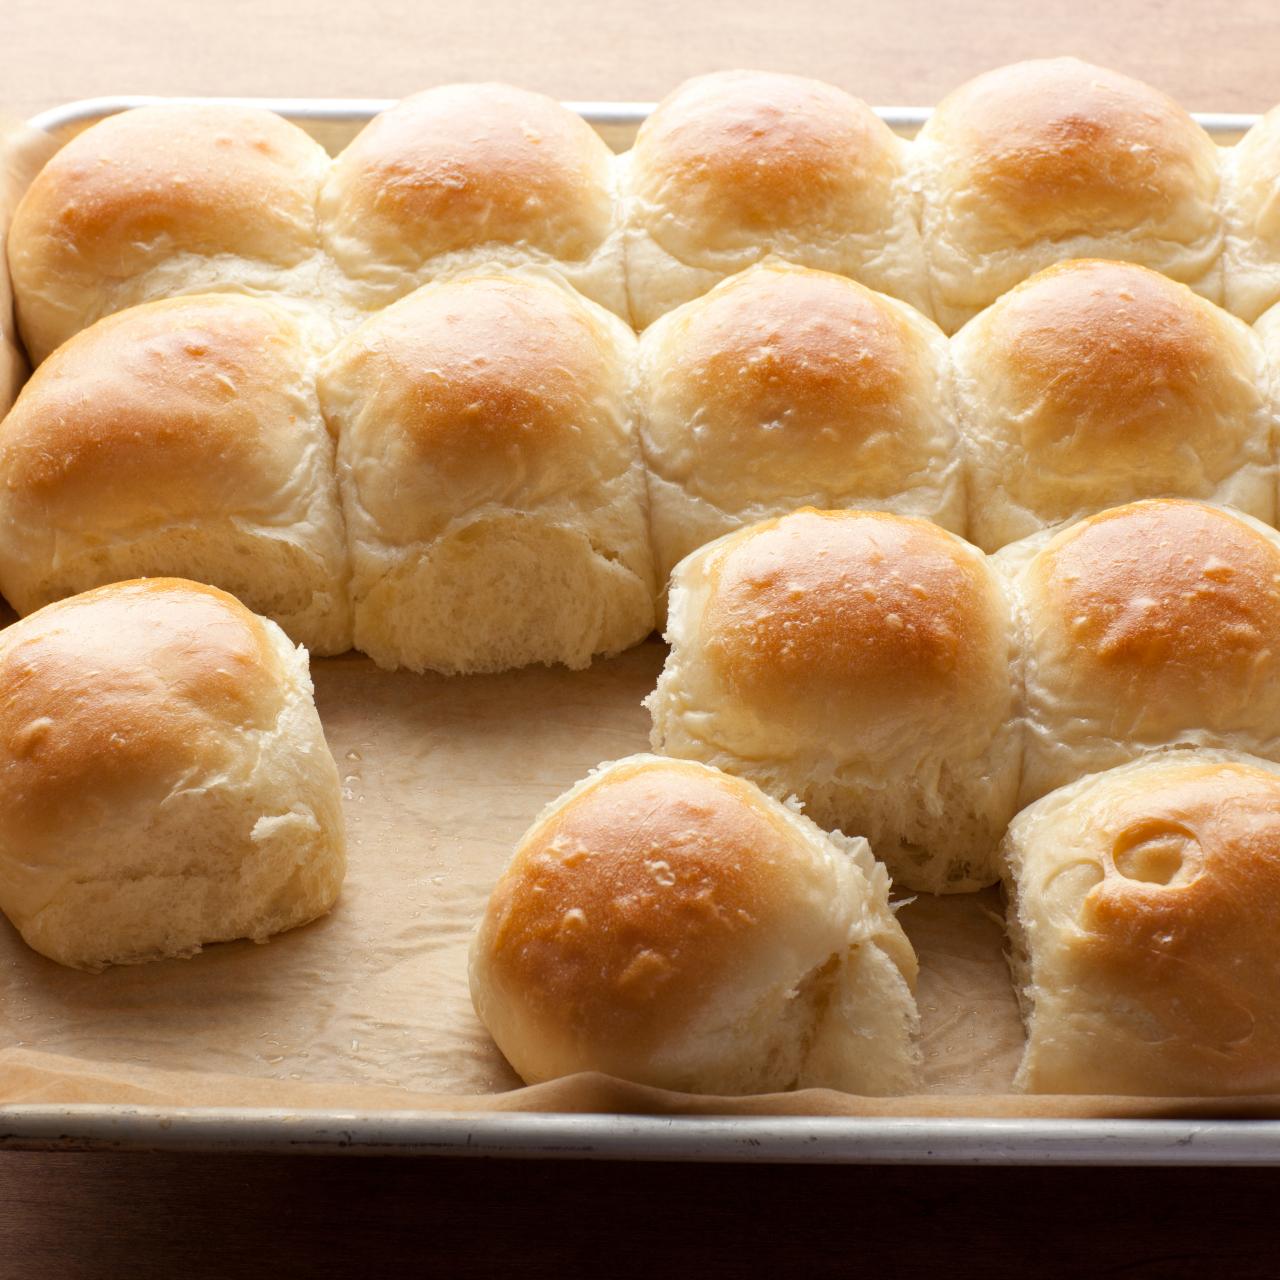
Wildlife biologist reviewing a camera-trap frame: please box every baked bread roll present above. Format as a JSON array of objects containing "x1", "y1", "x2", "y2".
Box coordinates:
[
  {"x1": 649, "y1": 509, "x2": 1019, "y2": 893},
  {"x1": 320, "y1": 84, "x2": 626, "y2": 319},
  {"x1": 0, "y1": 293, "x2": 353, "y2": 655},
  {"x1": 997, "y1": 499, "x2": 1280, "y2": 808},
  {"x1": 637, "y1": 262, "x2": 962, "y2": 598},
  {"x1": 915, "y1": 58, "x2": 1224, "y2": 333},
  {"x1": 470, "y1": 754, "x2": 919, "y2": 1096},
  {"x1": 1222, "y1": 105, "x2": 1280, "y2": 323},
  {"x1": 953, "y1": 260, "x2": 1274, "y2": 552},
  {"x1": 318, "y1": 271, "x2": 654, "y2": 674},
  {"x1": 1004, "y1": 751, "x2": 1280, "y2": 1095},
  {"x1": 8, "y1": 105, "x2": 331, "y2": 364},
  {"x1": 623, "y1": 70, "x2": 929, "y2": 330},
  {"x1": 0, "y1": 579, "x2": 345, "y2": 971}
]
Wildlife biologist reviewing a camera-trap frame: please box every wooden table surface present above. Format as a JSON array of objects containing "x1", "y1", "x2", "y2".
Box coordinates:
[{"x1": 4, "y1": 0, "x2": 1280, "y2": 1273}]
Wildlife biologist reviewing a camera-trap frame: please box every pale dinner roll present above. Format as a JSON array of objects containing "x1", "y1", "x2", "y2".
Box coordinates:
[
  {"x1": 623, "y1": 70, "x2": 929, "y2": 330},
  {"x1": 953, "y1": 260, "x2": 1274, "y2": 552},
  {"x1": 318, "y1": 271, "x2": 654, "y2": 675},
  {"x1": 470, "y1": 754, "x2": 919, "y2": 1096},
  {"x1": 0, "y1": 293, "x2": 353, "y2": 655},
  {"x1": 1222, "y1": 105, "x2": 1280, "y2": 323},
  {"x1": 8, "y1": 105, "x2": 332, "y2": 364},
  {"x1": 319, "y1": 84, "x2": 626, "y2": 318},
  {"x1": 637, "y1": 262, "x2": 962, "y2": 598},
  {"x1": 915, "y1": 58, "x2": 1224, "y2": 333},
  {"x1": 0, "y1": 579, "x2": 345, "y2": 971},
  {"x1": 996, "y1": 499, "x2": 1280, "y2": 808},
  {"x1": 1004, "y1": 751, "x2": 1280, "y2": 1095},
  {"x1": 649, "y1": 509, "x2": 1020, "y2": 894}
]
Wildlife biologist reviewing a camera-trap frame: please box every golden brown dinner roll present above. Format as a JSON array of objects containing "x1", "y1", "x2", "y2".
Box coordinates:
[
  {"x1": 320, "y1": 84, "x2": 626, "y2": 318},
  {"x1": 915, "y1": 58, "x2": 1223, "y2": 333},
  {"x1": 637, "y1": 262, "x2": 962, "y2": 597},
  {"x1": 318, "y1": 271, "x2": 654, "y2": 675},
  {"x1": 623, "y1": 70, "x2": 929, "y2": 329},
  {"x1": 1004, "y1": 751, "x2": 1280, "y2": 1095},
  {"x1": 0, "y1": 579, "x2": 345, "y2": 971},
  {"x1": 648, "y1": 509, "x2": 1019, "y2": 894},
  {"x1": 470, "y1": 754, "x2": 919, "y2": 1095},
  {"x1": 953, "y1": 260, "x2": 1274, "y2": 552},
  {"x1": 0, "y1": 293, "x2": 353, "y2": 654},
  {"x1": 1222, "y1": 105, "x2": 1280, "y2": 323},
  {"x1": 997, "y1": 500, "x2": 1280, "y2": 808},
  {"x1": 8, "y1": 105, "x2": 331, "y2": 363}
]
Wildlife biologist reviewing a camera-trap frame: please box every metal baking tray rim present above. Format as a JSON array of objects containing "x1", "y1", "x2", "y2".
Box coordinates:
[
  {"x1": 4, "y1": 1105, "x2": 1280, "y2": 1164},
  {"x1": 1, "y1": 94, "x2": 1273, "y2": 1163}
]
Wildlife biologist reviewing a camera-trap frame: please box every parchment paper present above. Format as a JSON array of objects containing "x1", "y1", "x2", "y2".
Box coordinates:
[{"x1": 1, "y1": 119, "x2": 1277, "y2": 1122}]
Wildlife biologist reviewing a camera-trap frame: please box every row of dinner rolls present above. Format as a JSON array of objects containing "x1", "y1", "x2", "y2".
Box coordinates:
[
  {"x1": 6, "y1": 258, "x2": 1280, "y2": 668},
  {"x1": 13, "y1": 60, "x2": 1280, "y2": 362},
  {"x1": 650, "y1": 500, "x2": 1280, "y2": 895},
  {"x1": 471, "y1": 746, "x2": 1280, "y2": 1096}
]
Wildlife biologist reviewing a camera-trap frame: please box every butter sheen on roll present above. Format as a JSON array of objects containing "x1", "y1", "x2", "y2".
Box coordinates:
[
  {"x1": 996, "y1": 499, "x2": 1280, "y2": 808},
  {"x1": 636, "y1": 262, "x2": 962, "y2": 598},
  {"x1": 649, "y1": 509, "x2": 1020, "y2": 894},
  {"x1": 915, "y1": 58, "x2": 1223, "y2": 333},
  {"x1": 624, "y1": 70, "x2": 929, "y2": 329},
  {"x1": 0, "y1": 579, "x2": 346, "y2": 971},
  {"x1": 0, "y1": 293, "x2": 353, "y2": 655},
  {"x1": 954, "y1": 260, "x2": 1275, "y2": 552},
  {"x1": 320, "y1": 84, "x2": 627, "y2": 319},
  {"x1": 8, "y1": 104, "x2": 332, "y2": 364},
  {"x1": 1004, "y1": 752, "x2": 1280, "y2": 1095},
  {"x1": 470, "y1": 754, "x2": 920, "y2": 1096}
]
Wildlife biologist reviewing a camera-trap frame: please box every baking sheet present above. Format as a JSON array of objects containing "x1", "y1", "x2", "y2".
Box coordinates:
[{"x1": 3, "y1": 101, "x2": 1280, "y2": 1161}]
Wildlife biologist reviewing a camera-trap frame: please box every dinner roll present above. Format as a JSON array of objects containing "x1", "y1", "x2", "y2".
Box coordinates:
[
  {"x1": 649, "y1": 509, "x2": 1019, "y2": 894},
  {"x1": 320, "y1": 84, "x2": 626, "y2": 318},
  {"x1": 470, "y1": 754, "x2": 919, "y2": 1096},
  {"x1": 997, "y1": 500, "x2": 1280, "y2": 808},
  {"x1": 915, "y1": 58, "x2": 1223, "y2": 333},
  {"x1": 1004, "y1": 751, "x2": 1280, "y2": 1095},
  {"x1": 8, "y1": 105, "x2": 331, "y2": 364},
  {"x1": 1223, "y1": 105, "x2": 1280, "y2": 323},
  {"x1": 637, "y1": 262, "x2": 962, "y2": 598},
  {"x1": 0, "y1": 579, "x2": 345, "y2": 971},
  {"x1": 0, "y1": 294, "x2": 353, "y2": 655},
  {"x1": 623, "y1": 70, "x2": 929, "y2": 329},
  {"x1": 318, "y1": 271, "x2": 654, "y2": 675},
  {"x1": 953, "y1": 260, "x2": 1274, "y2": 552}
]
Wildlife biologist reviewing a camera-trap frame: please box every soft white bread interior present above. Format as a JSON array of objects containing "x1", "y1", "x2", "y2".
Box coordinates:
[
  {"x1": 0, "y1": 293, "x2": 353, "y2": 655},
  {"x1": 469, "y1": 753, "x2": 920, "y2": 1096},
  {"x1": 623, "y1": 70, "x2": 929, "y2": 329},
  {"x1": 636, "y1": 261, "x2": 962, "y2": 599},
  {"x1": 318, "y1": 270, "x2": 654, "y2": 675},
  {"x1": 648, "y1": 508, "x2": 1020, "y2": 894},
  {"x1": 1222, "y1": 105, "x2": 1280, "y2": 323},
  {"x1": 953, "y1": 260, "x2": 1274, "y2": 552},
  {"x1": 7, "y1": 105, "x2": 333, "y2": 364},
  {"x1": 1004, "y1": 750, "x2": 1280, "y2": 1095},
  {"x1": 997, "y1": 499, "x2": 1280, "y2": 808},
  {"x1": 915, "y1": 58, "x2": 1224, "y2": 333},
  {"x1": 0, "y1": 579, "x2": 346, "y2": 971},
  {"x1": 319, "y1": 84, "x2": 626, "y2": 319}
]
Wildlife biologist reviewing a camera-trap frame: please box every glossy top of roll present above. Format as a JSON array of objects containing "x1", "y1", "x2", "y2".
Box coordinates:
[
  {"x1": 700, "y1": 509, "x2": 1004, "y2": 727},
  {"x1": 0, "y1": 293, "x2": 320, "y2": 530},
  {"x1": 319, "y1": 272, "x2": 635, "y2": 542},
  {"x1": 321, "y1": 84, "x2": 616, "y2": 273},
  {"x1": 0, "y1": 580, "x2": 284, "y2": 849},
  {"x1": 920, "y1": 58, "x2": 1219, "y2": 250},
  {"x1": 639, "y1": 263, "x2": 949, "y2": 505},
  {"x1": 629, "y1": 70, "x2": 905, "y2": 260}
]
